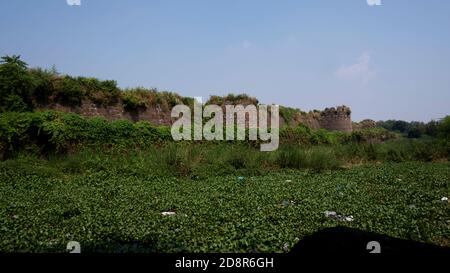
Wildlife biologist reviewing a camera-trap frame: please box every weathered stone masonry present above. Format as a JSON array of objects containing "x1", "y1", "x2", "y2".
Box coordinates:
[{"x1": 37, "y1": 101, "x2": 353, "y2": 132}]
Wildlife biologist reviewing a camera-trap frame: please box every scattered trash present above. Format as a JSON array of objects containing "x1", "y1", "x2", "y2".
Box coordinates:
[
  {"x1": 282, "y1": 243, "x2": 289, "y2": 252},
  {"x1": 237, "y1": 176, "x2": 245, "y2": 182},
  {"x1": 281, "y1": 200, "x2": 296, "y2": 207},
  {"x1": 324, "y1": 210, "x2": 337, "y2": 218},
  {"x1": 285, "y1": 180, "x2": 292, "y2": 182},
  {"x1": 336, "y1": 185, "x2": 347, "y2": 197},
  {"x1": 12, "y1": 215, "x2": 19, "y2": 219},
  {"x1": 397, "y1": 178, "x2": 402, "y2": 181},
  {"x1": 345, "y1": 216, "x2": 354, "y2": 222},
  {"x1": 161, "y1": 211, "x2": 176, "y2": 216},
  {"x1": 324, "y1": 210, "x2": 354, "y2": 222},
  {"x1": 441, "y1": 197, "x2": 448, "y2": 202}
]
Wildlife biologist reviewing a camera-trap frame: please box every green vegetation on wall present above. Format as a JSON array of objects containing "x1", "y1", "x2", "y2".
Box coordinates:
[
  {"x1": 0, "y1": 55, "x2": 190, "y2": 112},
  {"x1": 279, "y1": 106, "x2": 300, "y2": 125},
  {"x1": 207, "y1": 94, "x2": 259, "y2": 105},
  {"x1": 0, "y1": 111, "x2": 171, "y2": 159}
]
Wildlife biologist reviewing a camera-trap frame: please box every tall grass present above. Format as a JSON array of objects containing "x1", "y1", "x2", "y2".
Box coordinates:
[
  {"x1": 3, "y1": 137, "x2": 447, "y2": 181},
  {"x1": 335, "y1": 138, "x2": 448, "y2": 163}
]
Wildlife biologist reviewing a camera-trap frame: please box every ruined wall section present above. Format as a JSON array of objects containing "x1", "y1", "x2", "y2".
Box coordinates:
[
  {"x1": 36, "y1": 100, "x2": 353, "y2": 132},
  {"x1": 36, "y1": 100, "x2": 172, "y2": 125}
]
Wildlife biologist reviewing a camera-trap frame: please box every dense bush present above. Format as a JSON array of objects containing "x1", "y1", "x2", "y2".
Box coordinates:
[
  {"x1": 280, "y1": 124, "x2": 343, "y2": 145},
  {"x1": 121, "y1": 88, "x2": 190, "y2": 111},
  {"x1": 29, "y1": 67, "x2": 58, "y2": 104},
  {"x1": 437, "y1": 116, "x2": 450, "y2": 139},
  {"x1": 50, "y1": 76, "x2": 121, "y2": 106},
  {"x1": 0, "y1": 112, "x2": 39, "y2": 159},
  {"x1": 122, "y1": 89, "x2": 149, "y2": 111},
  {"x1": 155, "y1": 91, "x2": 185, "y2": 110},
  {"x1": 56, "y1": 76, "x2": 84, "y2": 105},
  {"x1": 0, "y1": 111, "x2": 171, "y2": 158},
  {"x1": 0, "y1": 55, "x2": 35, "y2": 112},
  {"x1": 77, "y1": 77, "x2": 120, "y2": 105},
  {"x1": 345, "y1": 127, "x2": 397, "y2": 144},
  {"x1": 436, "y1": 116, "x2": 450, "y2": 155}
]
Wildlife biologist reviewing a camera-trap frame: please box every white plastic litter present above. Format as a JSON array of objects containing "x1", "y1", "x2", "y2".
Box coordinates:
[
  {"x1": 281, "y1": 200, "x2": 296, "y2": 206},
  {"x1": 345, "y1": 216, "x2": 354, "y2": 222},
  {"x1": 324, "y1": 210, "x2": 354, "y2": 222},
  {"x1": 441, "y1": 197, "x2": 448, "y2": 202},
  {"x1": 324, "y1": 210, "x2": 337, "y2": 218},
  {"x1": 161, "y1": 211, "x2": 176, "y2": 216}
]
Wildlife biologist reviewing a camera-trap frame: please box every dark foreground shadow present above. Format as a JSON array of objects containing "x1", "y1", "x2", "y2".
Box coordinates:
[{"x1": 290, "y1": 226, "x2": 450, "y2": 256}]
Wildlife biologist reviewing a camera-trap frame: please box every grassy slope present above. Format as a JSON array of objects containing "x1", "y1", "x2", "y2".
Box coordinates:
[{"x1": 0, "y1": 157, "x2": 448, "y2": 252}]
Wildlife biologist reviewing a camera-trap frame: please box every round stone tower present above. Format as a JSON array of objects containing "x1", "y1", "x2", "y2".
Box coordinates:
[{"x1": 318, "y1": 105, "x2": 352, "y2": 132}]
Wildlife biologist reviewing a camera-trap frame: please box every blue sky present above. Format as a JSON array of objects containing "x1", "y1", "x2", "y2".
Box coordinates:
[{"x1": 1, "y1": 0, "x2": 449, "y2": 121}]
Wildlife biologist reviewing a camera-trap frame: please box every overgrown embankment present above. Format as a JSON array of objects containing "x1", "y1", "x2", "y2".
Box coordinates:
[{"x1": 0, "y1": 110, "x2": 401, "y2": 162}]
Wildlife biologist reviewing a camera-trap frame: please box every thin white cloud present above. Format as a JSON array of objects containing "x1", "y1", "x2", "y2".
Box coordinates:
[
  {"x1": 335, "y1": 51, "x2": 375, "y2": 83},
  {"x1": 67, "y1": 0, "x2": 81, "y2": 6},
  {"x1": 366, "y1": 0, "x2": 382, "y2": 6}
]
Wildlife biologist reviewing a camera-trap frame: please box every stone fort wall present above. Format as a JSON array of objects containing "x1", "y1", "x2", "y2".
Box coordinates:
[{"x1": 36, "y1": 101, "x2": 353, "y2": 132}]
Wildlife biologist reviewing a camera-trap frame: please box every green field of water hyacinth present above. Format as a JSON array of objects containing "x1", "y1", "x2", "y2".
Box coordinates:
[{"x1": 1, "y1": 155, "x2": 448, "y2": 253}]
